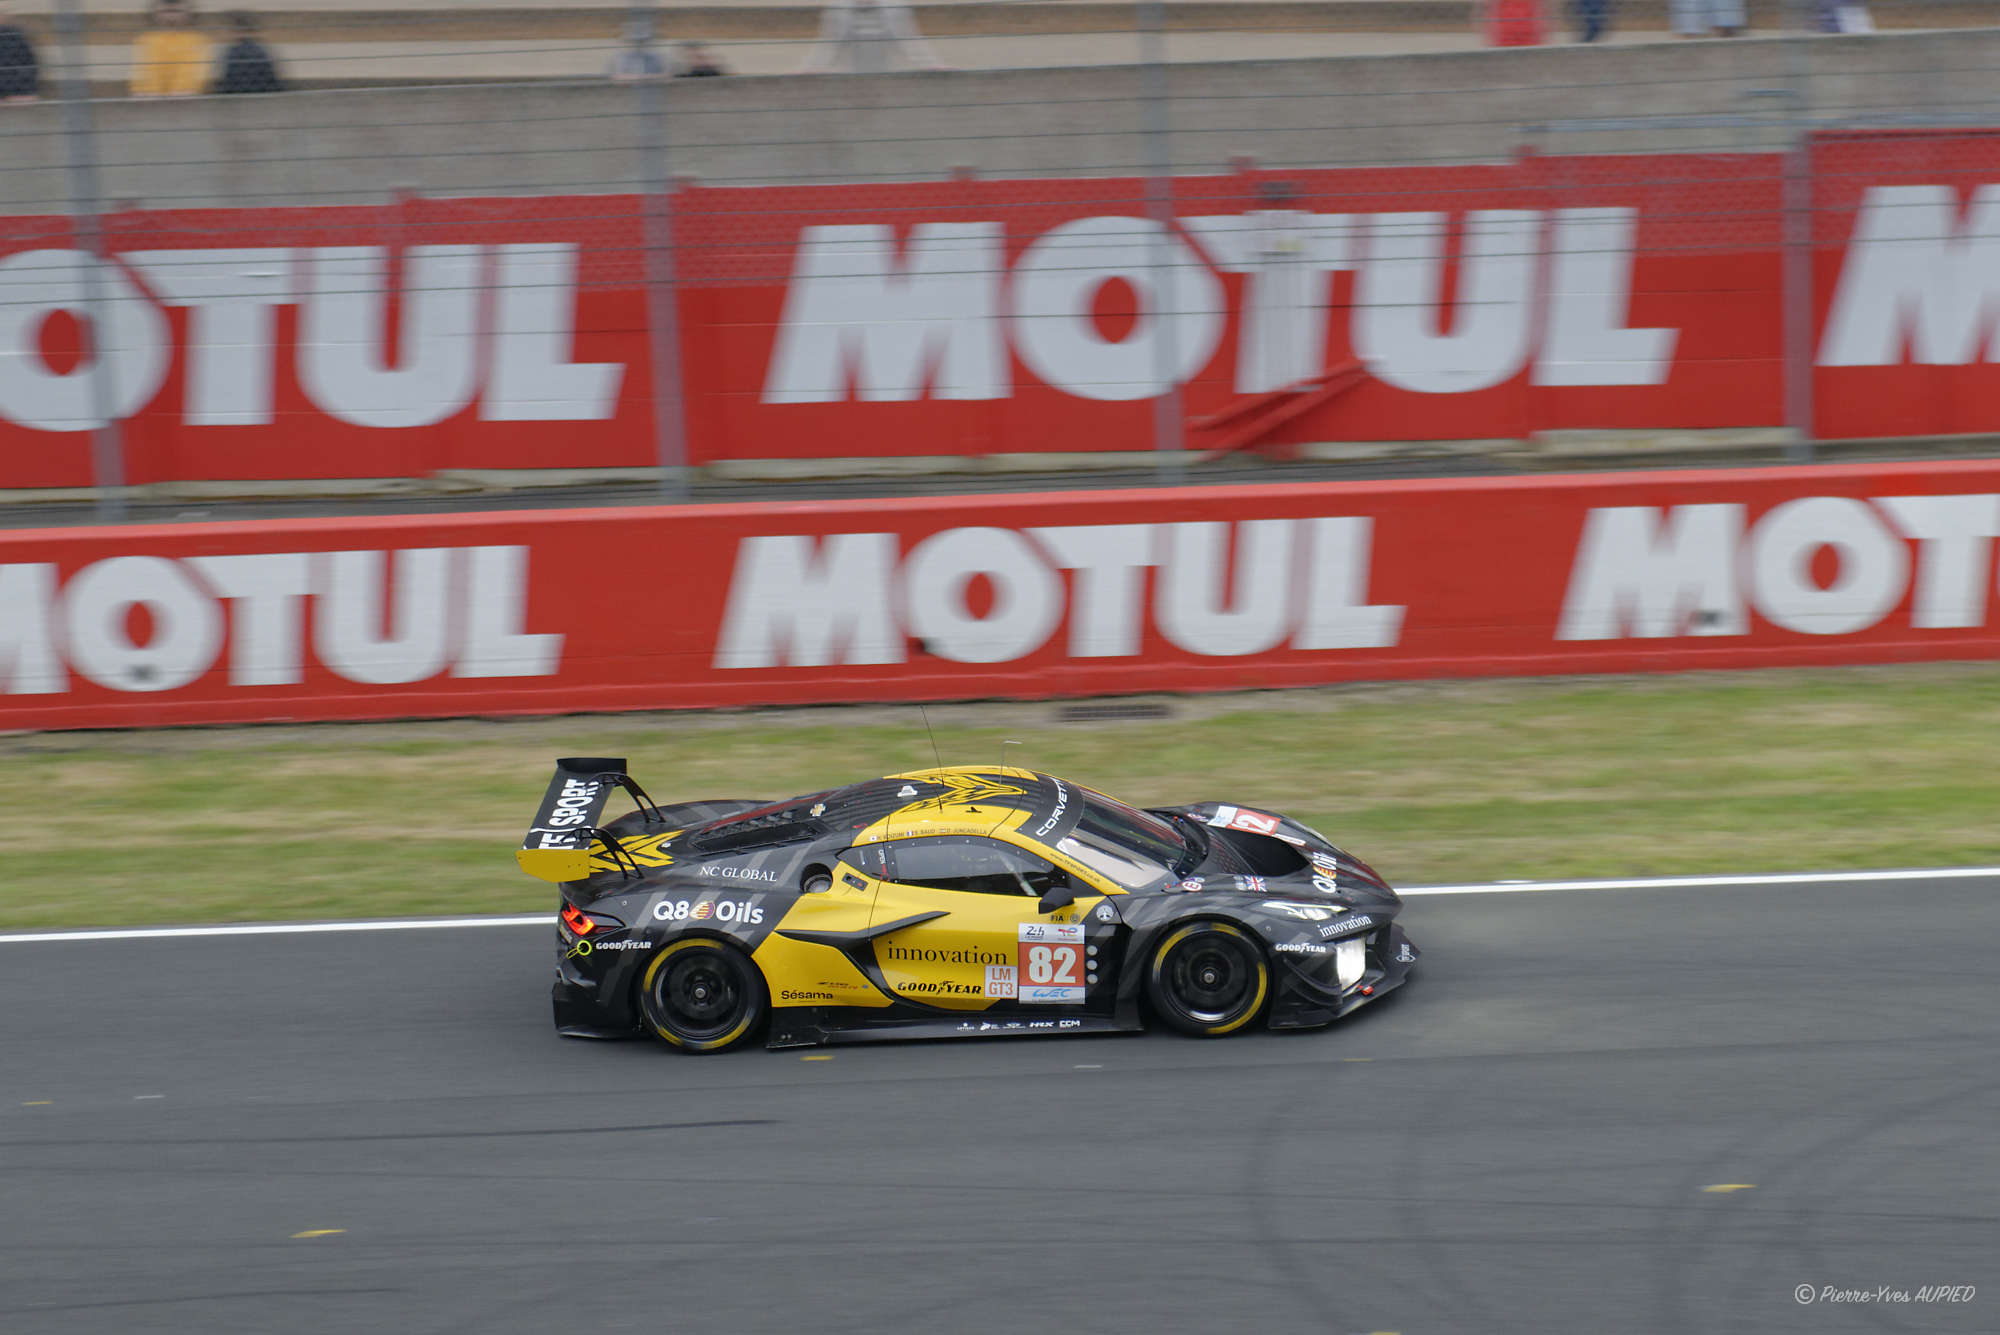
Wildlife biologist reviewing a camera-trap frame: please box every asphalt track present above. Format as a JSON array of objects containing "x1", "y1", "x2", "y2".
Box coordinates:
[{"x1": 4, "y1": 873, "x2": 1996, "y2": 1335}]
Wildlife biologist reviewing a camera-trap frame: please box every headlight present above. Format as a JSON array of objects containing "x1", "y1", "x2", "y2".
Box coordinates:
[{"x1": 1335, "y1": 936, "x2": 1367, "y2": 990}]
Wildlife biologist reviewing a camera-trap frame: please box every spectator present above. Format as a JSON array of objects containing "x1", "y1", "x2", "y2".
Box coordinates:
[
  {"x1": 1573, "y1": 0, "x2": 1612, "y2": 42},
  {"x1": 1671, "y1": 0, "x2": 1743, "y2": 37},
  {"x1": 1815, "y1": 0, "x2": 1874, "y2": 31},
  {"x1": 676, "y1": 41, "x2": 727, "y2": 77},
  {"x1": 0, "y1": 3, "x2": 38, "y2": 102},
  {"x1": 799, "y1": 0, "x2": 944, "y2": 75},
  {"x1": 213, "y1": 11, "x2": 284, "y2": 93},
  {"x1": 131, "y1": 0, "x2": 213, "y2": 97},
  {"x1": 607, "y1": 14, "x2": 666, "y2": 82}
]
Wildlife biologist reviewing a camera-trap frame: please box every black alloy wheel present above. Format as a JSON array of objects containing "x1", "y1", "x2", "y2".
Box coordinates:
[
  {"x1": 1145, "y1": 921, "x2": 1270, "y2": 1036},
  {"x1": 638, "y1": 938, "x2": 768, "y2": 1052}
]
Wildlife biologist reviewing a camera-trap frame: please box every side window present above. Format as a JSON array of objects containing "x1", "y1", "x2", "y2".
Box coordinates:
[
  {"x1": 839, "y1": 843, "x2": 889, "y2": 881},
  {"x1": 883, "y1": 837, "x2": 1061, "y2": 896}
]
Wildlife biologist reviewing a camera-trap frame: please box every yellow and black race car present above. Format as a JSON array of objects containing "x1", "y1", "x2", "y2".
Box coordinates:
[{"x1": 520, "y1": 758, "x2": 1418, "y2": 1052}]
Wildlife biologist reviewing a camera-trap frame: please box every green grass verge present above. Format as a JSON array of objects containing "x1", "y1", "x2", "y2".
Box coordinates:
[{"x1": 7, "y1": 662, "x2": 1999, "y2": 929}]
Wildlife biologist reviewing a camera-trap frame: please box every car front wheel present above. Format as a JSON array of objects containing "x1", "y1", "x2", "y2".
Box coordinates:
[
  {"x1": 1145, "y1": 921, "x2": 1269, "y2": 1037},
  {"x1": 638, "y1": 938, "x2": 768, "y2": 1052}
]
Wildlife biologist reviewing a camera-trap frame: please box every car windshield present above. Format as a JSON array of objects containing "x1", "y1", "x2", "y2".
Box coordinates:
[{"x1": 1055, "y1": 792, "x2": 1190, "y2": 891}]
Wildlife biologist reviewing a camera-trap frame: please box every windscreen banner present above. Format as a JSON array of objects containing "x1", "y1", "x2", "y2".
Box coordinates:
[
  {"x1": 3, "y1": 130, "x2": 2000, "y2": 486},
  {"x1": 4, "y1": 459, "x2": 2000, "y2": 729}
]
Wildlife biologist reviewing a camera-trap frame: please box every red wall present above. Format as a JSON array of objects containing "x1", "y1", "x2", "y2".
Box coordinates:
[
  {"x1": 5, "y1": 460, "x2": 1999, "y2": 730},
  {"x1": 5, "y1": 132, "x2": 2000, "y2": 487}
]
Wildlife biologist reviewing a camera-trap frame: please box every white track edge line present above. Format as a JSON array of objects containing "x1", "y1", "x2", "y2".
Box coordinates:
[
  {"x1": 1399, "y1": 866, "x2": 2000, "y2": 895},
  {"x1": 0, "y1": 915, "x2": 550, "y2": 944},
  {"x1": 3, "y1": 867, "x2": 1997, "y2": 944}
]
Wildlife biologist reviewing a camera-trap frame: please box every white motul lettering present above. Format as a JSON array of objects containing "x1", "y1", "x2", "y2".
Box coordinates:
[
  {"x1": 1536, "y1": 209, "x2": 1678, "y2": 386},
  {"x1": 453, "y1": 545, "x2": 564, "y2": 677},
  {"x1": 1155, "y1": 520, "x2": 1293, "y2": 657},
  {"x1": 187, "y1": 552, "x2": 310, "y2": 686},
  {"x1": 1557, "y1": 505, "x2": 1748, "y2": 640},
  {"x1": 299, "y1": 246, "x2": 482, "y2": 427},
  {"x1": 903, "y1": 526, "x2": 1063, "y2": 664},
  {"x1": 1293, "y1": 516, "x2": 1404, "y2": 649},
  {"x1": 1357, "y1": 211, "x2": 1537, "y2": 394},
  {"x1": 126, "y1": 248, "x2": 293, "y2": 426},
  {"x1": 1874, "y1": 493, "x2": 2000, "y2": 629},
  {"x1": 63, "y1": 555, "x2": 222, "y2": 693},
  {"x1": 1029, "y1": 524, "x2": 1156, "y2": 658},
  {"x1": 312, "y1": 548, "x2": 452, "y2": 684},
  {"x1": 1183, "y1": 212, "x2": 1355, "y2": 392},
  {"x1": 1010, "y1": 216, "x2": 1223, "y2": 402},
  {"x1": 713, "y1": 533, "x2": 901, "y2": 668},
  {"x1": 762, "y1": 223, "x2": 1005, "y2": 403},
  {"x1": 1748, "y1": 497, "x2": 1907, "y2": 636},
  {"x1": 483, "y1": 244, "x2": 625, "y2": 421},
  {"x1": 1819, "y1": 185, "x2": 2000, "y2": 366},
  {"x1": 0, "y1": 563, "x2": 63, "y2": 694},
  {"x1": 0, "y1": 249, "x2": 171, "y2": 432}
]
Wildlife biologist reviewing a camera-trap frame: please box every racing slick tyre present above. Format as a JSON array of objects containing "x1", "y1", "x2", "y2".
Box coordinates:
[
  {"x1": 638, "y1": 938, "x2": 768, "y2": 1053},
  {"x1": 1144, "y1": 922, "x2": 1270, "y2": 1037}
]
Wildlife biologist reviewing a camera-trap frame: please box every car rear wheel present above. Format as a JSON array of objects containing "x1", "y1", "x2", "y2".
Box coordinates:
[
  {"x1": 1145, "y1": 922, "x2": 1269, "y2": 1037},
  {"x1": 638, "y1": 938, "x2": 767, "y2": 1052}
]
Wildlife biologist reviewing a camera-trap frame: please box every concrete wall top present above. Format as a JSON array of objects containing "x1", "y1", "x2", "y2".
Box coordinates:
[{"x1": 1, "y1": 29, "x2": 1995, "y2": 212}]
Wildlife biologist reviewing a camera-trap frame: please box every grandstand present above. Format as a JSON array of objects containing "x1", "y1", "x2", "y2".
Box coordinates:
[{"x1": 7, "y1": 0, "x2": 1997, "y2": 88}]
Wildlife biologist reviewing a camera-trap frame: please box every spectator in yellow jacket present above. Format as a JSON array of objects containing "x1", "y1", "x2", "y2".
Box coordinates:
[{"x1": 131, "y1": 0, "x2": 212, "y2": 97}]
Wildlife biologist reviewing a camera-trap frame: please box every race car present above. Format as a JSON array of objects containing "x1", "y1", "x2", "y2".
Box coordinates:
[{"x1": 520, "y1": 759, "x2": 1418, "y2": 1052}]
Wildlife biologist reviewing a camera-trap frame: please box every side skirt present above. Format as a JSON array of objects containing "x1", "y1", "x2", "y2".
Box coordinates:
[{"x1": 768, "y1": 1008, "x2": 1138, "y2": 1048}]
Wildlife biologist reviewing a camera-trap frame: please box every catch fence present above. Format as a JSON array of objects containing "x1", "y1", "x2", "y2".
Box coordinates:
[{"x1": 2, "y1": 8, "x2": 2000, "y2": 515}]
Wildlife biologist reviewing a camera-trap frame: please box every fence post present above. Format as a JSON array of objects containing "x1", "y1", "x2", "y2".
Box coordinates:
[
  {"x1": 1780, "y1": 5, "x2": 1815, "y2": 462},
  {"x1": 632, "y1": 0, "x2": 690, "y2": 501},
  {"x1": 1138, "y1": 0, "x2": 1186, "y2": 483},
  {"x1": 53, "y1": 0, "x2": 127, "y2": 521}
]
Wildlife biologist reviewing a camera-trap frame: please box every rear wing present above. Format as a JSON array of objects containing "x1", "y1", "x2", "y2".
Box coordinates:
[{"x1": 516, "y1": 757, "x2": 663, "y2": 884}]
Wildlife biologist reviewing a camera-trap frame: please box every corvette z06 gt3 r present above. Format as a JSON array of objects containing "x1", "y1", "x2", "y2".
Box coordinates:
[{"x1": 519, "y1": 759, "x2": 1418, "y2": 1052}]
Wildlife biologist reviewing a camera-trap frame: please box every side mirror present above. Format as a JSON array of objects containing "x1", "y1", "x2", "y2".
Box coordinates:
[{"x1": 1036, "y1": 872, "x2": 1075, "y2": 913}]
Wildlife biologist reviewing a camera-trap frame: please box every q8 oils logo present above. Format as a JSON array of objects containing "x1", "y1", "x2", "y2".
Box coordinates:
[{"x1": 653, "y1": 897, "x2": 766, "y2": 925}]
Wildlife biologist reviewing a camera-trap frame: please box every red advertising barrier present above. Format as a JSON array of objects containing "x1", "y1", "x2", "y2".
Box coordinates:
[
  {"x1": 9, "y1": 131, "x2": 2000, "y2": 488},
  {"x1": 1809, "y1": 129, "x2": 2000, "y2": 440},
  {"x1": 5, "y1": 460, "x2": 2000, "y2": 730}
]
